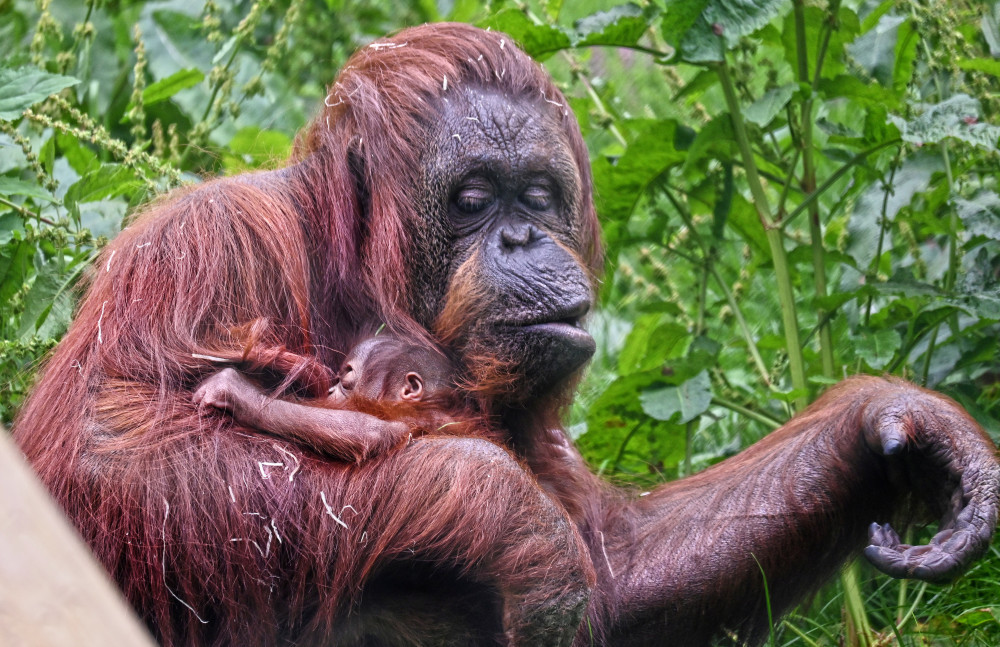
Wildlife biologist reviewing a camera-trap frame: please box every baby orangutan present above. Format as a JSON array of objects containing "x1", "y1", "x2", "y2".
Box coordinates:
[{"x1": 193, "y1": 335, "x2": 486, "y2": 462}]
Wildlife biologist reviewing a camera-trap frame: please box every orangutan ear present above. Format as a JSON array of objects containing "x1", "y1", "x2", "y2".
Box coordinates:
[{"x1": 400, "y1": 372, "x2": 424, "y2": 401}]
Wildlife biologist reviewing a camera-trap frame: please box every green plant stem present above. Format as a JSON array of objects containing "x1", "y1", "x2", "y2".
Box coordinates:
[
  {"x1": 864, "y1": 164, "x2": 899, "y2": 327},
  {"x1": 895, "y1": 581, "x2": 928, "y2": 633},
  {"x1": 563, "y1": 52, "x2": 627, "y2": 148},
  {"x1": 782, "y1": 139, "x2": 902, "y2": 227},
  {"x1": 751, "y1": 553, "x2": 778, "y2": 647},
  {"x1": 887, "y1": 307, "x2": 953, "y2": 374},
  {"x1": 794, "y1": 3, "x2": 867, "y2": 637},
  {"x1": 775, "y1": 145, "x2": 801, "y2": 218},
  {"x1": 0, "y1": 197, "x2": 53, "y2": 225},
  {"x1": 179, "y1": 37, "x2": 245, "y2": 168},
  {"x1": 716, "y1": 60, "x2": 807, "y2": 410},
  {"x1": 711, "y1": 396, "x2": 782, "y2": 429},
  {"x1": 895, "y1": 528, "x2": 914, "y2": 624},
  {"x1": 841, "y1": 561, "x2": 874, "y2": 647},
  {"x1": 781, "y1": 619, "x2": 821, "y2": 647},
  {"x1": 685, "y1": 265, "x2": 711, "y2": 476},
  {"x1": 793, "y1": 0, "x2": 836, "y2": 379},
  {"x1": 661, "y1": 189, "x2": 771, "y2": 386}
]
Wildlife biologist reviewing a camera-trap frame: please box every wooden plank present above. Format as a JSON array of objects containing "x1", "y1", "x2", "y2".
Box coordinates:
[{"x1": 0, "y1": 427, "x2": 156, "y2": 647}]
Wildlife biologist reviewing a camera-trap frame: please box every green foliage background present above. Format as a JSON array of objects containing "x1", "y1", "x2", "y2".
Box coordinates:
[{"x1": 2, "y1": 0, "x2": 1000, "y2": 644}]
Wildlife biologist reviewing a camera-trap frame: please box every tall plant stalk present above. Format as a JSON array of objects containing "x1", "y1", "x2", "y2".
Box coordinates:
[
  {"x1": 716, "y1": 61, "x2": 808, "y2": 410},
  {"x1": 792, "y1": 1, "x2": 872, "y2": 642}
]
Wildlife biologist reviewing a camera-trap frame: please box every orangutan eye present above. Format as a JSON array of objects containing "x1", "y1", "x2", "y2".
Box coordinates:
[
  {"x1": 454, "y1": 184, "x2": 494, "y2": 214},
  {"x1": 521, "y1": 185, "x2": 553, "y2": 210}
]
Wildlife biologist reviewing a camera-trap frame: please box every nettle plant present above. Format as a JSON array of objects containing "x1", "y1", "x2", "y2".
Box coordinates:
[{"x1": 1, "y1": 0, "x2": 999, "y2": 643}]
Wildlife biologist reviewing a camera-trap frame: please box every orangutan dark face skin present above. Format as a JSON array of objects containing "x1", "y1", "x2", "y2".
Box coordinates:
[{"x1": 421, "y1": 87, "x2": 596, "y2": 394}]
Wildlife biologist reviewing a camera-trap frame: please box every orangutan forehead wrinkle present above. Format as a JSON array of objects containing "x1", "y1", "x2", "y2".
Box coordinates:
[{"x1": 429, "y1": 87, "x2": 577, "y2": 190}]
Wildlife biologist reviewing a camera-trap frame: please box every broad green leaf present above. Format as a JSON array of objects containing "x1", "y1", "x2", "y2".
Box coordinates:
[
  {"x1": 889, "y1": 94, "x2": 1000, "y2": 152},
  {"x1": 0, "y1": 177, "x2": 56, "y2": 202},
  {"x1": 743, "y1": 84, "x2": 796, "y2": 127},
  {"x1": 64, "y1": 164, "x2": 143, "y2": 212},
  {"x1": 592, "y1": 119, "x2": 685, "y2": 226},
  {"x1": 17, "y1": 260, "x2": 74, "y2": 341},
  {"x1": 818, "y1": 74, "x2": 899, "y2": 110},
  {"x1": 142, "y1": 68, "x2": 205, "y2": 106},
  {"x1": 57, "y1": 132, "x2": 101, "y2": 175},
  {"x1": 575, "y1": 4, "x2": 657, "y2": 48},
  {"x1": 848, "y1": 13, "x2": 905, "y2": 86},
  {"x1": 640, "y1": 370, "x2": 713, "y2": 423},
  {"x1": 0, "y1": 240, "x2": 32, "y2": 304},
  {"x1": 846, "y1": 153, "x2": 939, "y2": 267},
  {"x1": 618, "y1": 313, "x2": 689, "y2": 375},
  {"x1": 660, "y1": 0, "x2": 709, "y2": 54},
  {"x1": 947, "y1": 293, "x2": 1000, "y2": 320},
  {"x1": 0, "y1": 67, "x2": 79, "y2": 121},
  {"x1": 581, "y1": 370, "x2": 686, "y2": 473},
  {"x1": 955, "y1": 192, "x2": 1000, "y2": 241},
  {"x1": 673, "y1": 69, "x2": 718, "y2": 101},
  {"x1": 223, "y1": 127, "x2": 293, "y2": 172},
  {"x1": 39, "y1": 134, "x2": 55, "y2": 175},
  {"x1": 853, "y1": 328, "x2": 900, "y2": 370},
  {"x1": 480, "y1": 9, "x2": 571, "y2": 59},
  {"x1": 0, "y1": 213, "x2": 23, "y2": 245},
  {"x1": 724, "y1": 193, "x2": 769, "y2": 255},
  {"x1": 681, "y1": 115, "x2": 735, "y2": 174},
  {"x1": 860, "y1": 0, "x2": 896, "y2": 32},
  {"x1": 664, "y1": 0, "x2": 787, "y2": 63}
]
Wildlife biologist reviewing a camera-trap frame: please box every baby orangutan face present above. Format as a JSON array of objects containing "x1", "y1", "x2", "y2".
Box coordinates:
[{"x1": 329, "y1": 336, "x2": 452, "y2": 405}]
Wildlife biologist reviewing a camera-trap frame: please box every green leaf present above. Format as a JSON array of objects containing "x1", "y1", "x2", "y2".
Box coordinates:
[
  {"x1": 852, "y1": 328, "x2": 900, "y2": 370},
  {"x1": 63, "y1": 164, "x2": 143, "y2": 212},
  {"x1": 575, "y1": 4, "x2": 657, "y2": 48},
  {"x1": 660, "y1": 0, "x2": 710, "y2": 51},
  {"x1": 57, "y1": 132, "x2": 100, "y2": 175},
  {"x1": 640, "y1": 370, "x2": 713, "y2": 423},
  {"x1": 480, "y1": 9, "x2": 571, "y2": 59},
  {"x1": 957, "y1": 58, "x2": 1000, "y2": 77},
  {"x1": 142, "y1": 68, "x2": 205, "y2": 107},
  {"x1": 725, "y1": 193, "x2": 769, "y2": 255},
  {"x1": 889, "y1": 94, "x2": 1000, "y2": 152},
  {"x1": 0, "y1": 67, "x2": 79, "y2": 121},
  {"x1": 955, "y1": 191, "x2": 1000, "y2": 241},
  {"x1": 618, "y1": 314, "x2": 690, "y2": 375},
  {"x1": 662, "y1": 0, "x2": 787, "y2": 63},
  {"x1": 17, "y1": 260, "x2": 74, "y2": 341},
  {"x1": 581, "y1": 370, "x2": 687, "y2": 474},
  {"x1": 781, "y1": 7, "x2": 860, "y2": 81},
  {"x1": 0, "y1": 240, "x2": 33, "y2": 305},
  {"x1": 818, "y1": 74, "x2": 899, "y2": 110},
  {"x1": 223, "y1": 127, "x2": 293, "y2": 172},
  {"x1": 0, "y1": 177, "x2": 56, "y2": 202},
  {"x1": 743, "y1": 84, "x2": 796, "y2": 127},
  {"x1": 592, "y1": 119, "x2": 685, "y2": 226},
  {"x1": 891, "y1": 18, "x2": 917, "y2": 95},
  {"x1": 0, "y1": 213, "x2": 24, "y2": 245},
  {"x1": 848, "y1": 13, "x2": 905, "y2": 86}
]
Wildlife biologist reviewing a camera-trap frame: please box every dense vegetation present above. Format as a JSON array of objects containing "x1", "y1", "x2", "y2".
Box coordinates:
[{"x1": 2, "y1": 0, "x2": 999, "y2": 644}]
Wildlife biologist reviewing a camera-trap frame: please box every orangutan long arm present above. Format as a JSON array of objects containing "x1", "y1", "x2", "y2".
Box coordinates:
[{"x1": 588, "y1": 375, "x2": 999, "y2": 644}]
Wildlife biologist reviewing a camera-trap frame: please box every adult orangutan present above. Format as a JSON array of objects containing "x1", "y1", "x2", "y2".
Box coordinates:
[{"x1": 13, "y1": 22, "x2": 999, "y2": 647}]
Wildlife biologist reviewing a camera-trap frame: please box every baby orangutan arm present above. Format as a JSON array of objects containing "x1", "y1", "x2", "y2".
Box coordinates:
[{"x1": 192, "y1": 368, "x2": 410, "y2": 462}]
